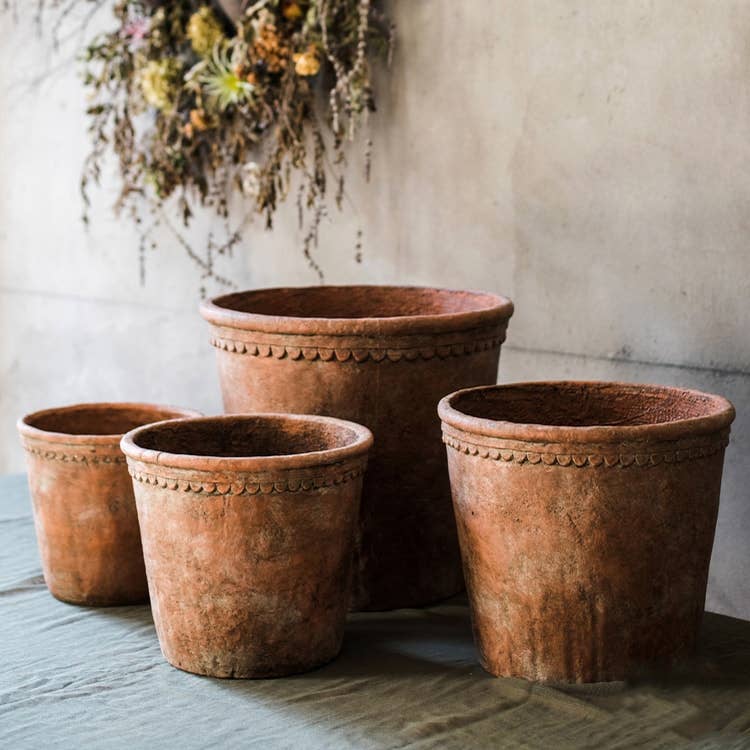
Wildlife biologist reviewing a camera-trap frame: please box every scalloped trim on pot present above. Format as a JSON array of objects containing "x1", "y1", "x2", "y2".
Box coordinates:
[
  {"x1": 127, "y1": 464, "x2": 367, "y2": 495},
  {"x1": 442, "y1": 430, "x2": 730, "y2": 468},
  {"x1": 21, "y1": 443, "x2": 126, "y2": 465},
  {"x1": 208, "y1": 334, "x2": 506, "y2": 362}
]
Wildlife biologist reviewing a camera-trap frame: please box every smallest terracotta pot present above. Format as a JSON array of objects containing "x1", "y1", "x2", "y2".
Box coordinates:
[
  {"x1": 18, "y1": 403, "x2": 200, "y2": 606},
  {"x1": 121, "y1": 413, "x2": 373, "y2": 678}
]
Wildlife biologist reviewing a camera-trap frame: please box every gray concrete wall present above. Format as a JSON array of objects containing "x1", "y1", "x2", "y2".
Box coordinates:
[{"x1": 1, "y1": 1, "x2": 748, "y2": 617}]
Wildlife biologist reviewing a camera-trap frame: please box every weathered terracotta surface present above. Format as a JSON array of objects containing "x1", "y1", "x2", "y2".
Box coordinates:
[
  {"x1": 17, "y1": 403, "x2": 200, "y2": 606},
  {"x1": 121, "y1": 413, "x2": 373, "y2": 678},
  {"x1": 439, "y1": 381, "x2": 735, "y2": 682},
  {"x1": 200, "y1": 286, "x2": 513, "y2": 611}
]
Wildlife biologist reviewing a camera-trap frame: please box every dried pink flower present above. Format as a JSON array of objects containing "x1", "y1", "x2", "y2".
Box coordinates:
[{"x1": 122, "y1": 15, "x2": 149, "y2": 50}]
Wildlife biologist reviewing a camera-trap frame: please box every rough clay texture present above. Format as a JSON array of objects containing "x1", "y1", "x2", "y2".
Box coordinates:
[
  {"x1": 121, "y1": 414, "x2": 372, "y2": 678},
  {"x1": 17, "y1": 403, "x2": 199, "y2": 606},
  {"x1": 439, "y1": 382, "x2": 735, "y2": 682},
  {"x1": 201, "y1": 286, "x2": 514, "y2": 611}
]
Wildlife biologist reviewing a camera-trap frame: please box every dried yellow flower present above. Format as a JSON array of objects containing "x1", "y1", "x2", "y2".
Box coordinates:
[
  {"x1": 187, "y1": 7, "x2": 224, "y2": 58},
  {"x1": 282, "y1": 2, "x2": 303, "y2": 20},
  {"x1": 139, "y1": 58, "x2": 181, "y2": 111},
  {"x1": 293, "y1": 45, "x2": 320, "y2": 76},
  {"x1": 190, "y1": 108, "x2": 209, "y2": 131},
  {"x1": 253, "y1": 23, "x2": 289, "y2": 73}
]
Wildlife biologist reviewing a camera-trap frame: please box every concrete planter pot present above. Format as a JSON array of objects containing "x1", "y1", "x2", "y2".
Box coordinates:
[
  {"x1": 200, "y1": 285, "x2": 513, "y2": 611},
  {"x1": 17, "y1": 402, "x2": 200, "y2": 606},
  {"x1": 121, "y1": 413, "x2": 373, "y2": 678},
  {"x1": 439, "y1": 382, "x2": 735, "y2": 682}
]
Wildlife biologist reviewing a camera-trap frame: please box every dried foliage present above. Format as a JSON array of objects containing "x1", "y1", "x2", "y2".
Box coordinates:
[{"x1": 5, "y1": 0, "x2": 393, "y2": 282}]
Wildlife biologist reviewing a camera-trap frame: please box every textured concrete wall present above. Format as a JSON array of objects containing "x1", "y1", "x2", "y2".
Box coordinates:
[{"x1": 1, "y1": 2, "x2": 748, "y2": 617}]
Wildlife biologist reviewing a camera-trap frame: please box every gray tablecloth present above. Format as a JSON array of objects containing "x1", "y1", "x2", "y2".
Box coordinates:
[{"x1": 2, "y1": 473, "x2": 750, "y2": 749}]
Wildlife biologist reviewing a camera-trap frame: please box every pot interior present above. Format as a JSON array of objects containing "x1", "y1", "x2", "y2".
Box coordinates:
[
  {"x1": 132, "y1": 416, "x2": 363, "y2": 458},
  {"x1": 24, "y1": 404, "x2": 190, "y2": 437},
  {"x1": 213, "y1": 286, "x2": 503, "y2": 320},
  {"x1": 450, "y1": 383, "x2": 729, "y2": 428}
]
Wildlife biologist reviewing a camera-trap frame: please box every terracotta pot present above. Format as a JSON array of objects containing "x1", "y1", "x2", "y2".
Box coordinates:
[
  {"x1": 439, "y1": 381, "x2": 735, "y2": 682},
  {"x1": 200, "y1": 286, "x2": 514, "y2": 610},
  {"x1": 17, "y1": 402, "x2": 200, "y2": 606},
  {"x1": 121, "y1": 413, "x2": 373, "y2": 678}
]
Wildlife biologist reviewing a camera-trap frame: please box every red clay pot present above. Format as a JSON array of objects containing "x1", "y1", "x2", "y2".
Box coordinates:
[
  {"x1": 121, "y1": 413, "x2": 373, "y2": 678},
  {"x1": 17, "y1": 403, "x2": 200, "y2": 606},
  {"x1": 200, "y1": 286, "x2": 513, "y2": 611},
  {"x1": 439, "y1": 382, "x2": 735, "y2": 682}
]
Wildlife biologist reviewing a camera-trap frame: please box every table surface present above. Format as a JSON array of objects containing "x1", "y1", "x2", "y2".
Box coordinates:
[{"x1": 2, "y1": 474, "x2": 750, "y2": 750}]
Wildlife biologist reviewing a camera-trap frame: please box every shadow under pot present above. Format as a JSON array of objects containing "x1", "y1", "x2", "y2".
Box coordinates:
[
  {"x1": 200, "y1": 285, "x2": 514, "y2": 611},
  {"x1": 438, "y1": 381, "x2": 736, "y2": 683},
  {"x1": 120, "y1": 413, "x2": 373, "y2": 678},
  {"x1": 17, "y1": 402, "x2": 200, "y2": 606}
]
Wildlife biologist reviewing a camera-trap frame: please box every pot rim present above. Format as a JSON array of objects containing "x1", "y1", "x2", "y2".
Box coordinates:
[
  {"x1": 438, "y1": 381, "x2": 736, "y2": 444},
  {"x1": 120, "y1": 413, "x2": 374, "y2": 472},
  {"x1": 18, "y1": 402, "x2": 202, "y2": 447},
  {"x1": 200, "y1": 285, "x2": 514, "y2": 337}
]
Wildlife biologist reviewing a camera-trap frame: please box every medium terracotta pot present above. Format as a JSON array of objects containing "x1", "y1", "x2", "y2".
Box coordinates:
[
  {"x1": 17, "y1": 402, "x2": 200, "y2": 606},
  {"x1": 121, "y1": 413, "x2": 373, "y2": 678},
  {"x1": 200, "y1": 285, "x2": 513, "y2": 611},
  {"x1": 439, "y1": 381, "x2": 735, "y2": 683}
]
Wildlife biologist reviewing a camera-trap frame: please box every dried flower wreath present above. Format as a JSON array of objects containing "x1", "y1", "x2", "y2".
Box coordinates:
[{"x1": 7, "y1": 0, "x2": 394, "y2": 285}]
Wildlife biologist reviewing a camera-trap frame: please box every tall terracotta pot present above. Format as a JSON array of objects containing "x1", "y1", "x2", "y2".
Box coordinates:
[
  {"x1": 200, "y1": 285, "x2": 514, "y2": 610},
  {"x1": 121, "y1": 413, "x2": 373, "y2": 678},
  {"x1": 17, "y1": 402, "x2": 200, "y2": 605},
  {"x1": 439, "y1": 382, "x2": 735, "y2": 682}
]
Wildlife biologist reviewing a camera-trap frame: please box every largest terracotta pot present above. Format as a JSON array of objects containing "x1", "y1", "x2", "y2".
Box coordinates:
[
  {"x1": 439, "y1": 381, "x2": 735, "y2": 682},
  {"x1": 200, "y1": 286, "x2": 514, "y2": 610}
]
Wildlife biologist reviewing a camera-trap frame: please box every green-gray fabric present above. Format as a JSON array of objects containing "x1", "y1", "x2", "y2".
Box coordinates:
[{"x1": 1, "y1": 473, "x2": 749, "y2": 749}]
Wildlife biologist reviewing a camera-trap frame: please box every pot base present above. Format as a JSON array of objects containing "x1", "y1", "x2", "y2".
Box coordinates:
[
  {"x1": 48, "y1": 589, "x2": 149, "y2": 608},
  {"x1": 165, "y1": 650, "x2": 340, "y2": 680}
]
